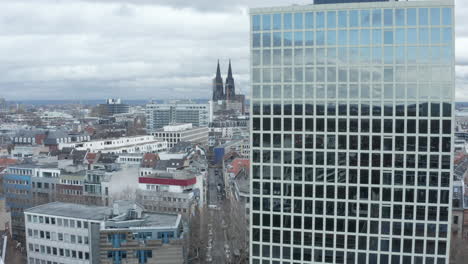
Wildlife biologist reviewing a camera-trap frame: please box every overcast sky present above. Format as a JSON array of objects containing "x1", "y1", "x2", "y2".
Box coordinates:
[{"x1": 0, "y1": 0, "x2": 466, "y2": 100}]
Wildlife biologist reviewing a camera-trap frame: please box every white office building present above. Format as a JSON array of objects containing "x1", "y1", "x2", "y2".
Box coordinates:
[
  {"x1": 250, "y1": 0, "x2": 454, "y2": 263},
  {"x1": 25, "y1": 202, "x2": 111, "y2": 264},
  {"x1": 58, "y1": 135, "x2": 168, "y2": 154},
  {"x1": 146, "y1": 103, "x2": 210, "y2": 131},
  {"x1": 151, "y1": 124, "x2": 209, "y2": 148}
]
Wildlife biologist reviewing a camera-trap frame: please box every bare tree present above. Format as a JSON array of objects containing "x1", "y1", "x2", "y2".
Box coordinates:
[
  {"x1": 450, "y1": 236, "x2": 468, "y2": 264},
  {"x1": 221, "y1": 199, "x2": 249, "y2": 264}
]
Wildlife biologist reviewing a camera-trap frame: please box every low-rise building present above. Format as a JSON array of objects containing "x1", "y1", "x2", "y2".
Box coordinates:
[
  {"x1": 25, "y1": 202, "x2": 112, "y2": 264},
  {"x1": 3, "y1": 164, "x2": 60, "y2": 243},
  {"x1": 151, "y1": 124, "x2": 208, "y2": 148},
  {"x1": 59, "y1": 135, "x2": 168, "y2": 154},
  {"x1": 137, "y1": 170, "x2": 203, "y2": 216},
  {"x1": 25, "y1": 201, "x2": 185, "y2": 264},
  {"x1": 100, "y1": 201, "x2": 185, "y2": 264}
]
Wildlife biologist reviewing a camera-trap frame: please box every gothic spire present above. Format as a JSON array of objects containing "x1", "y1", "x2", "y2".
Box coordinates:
[
  {"x1": 227, "y1": 59, "x2": 233, "y2": 79},
  {"x1": 216, "y1": 59, "x2": 222, "y2": 79}
]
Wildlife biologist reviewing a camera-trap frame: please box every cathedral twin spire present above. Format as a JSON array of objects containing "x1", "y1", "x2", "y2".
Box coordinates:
[{"x1": 212, "y1": 60, "x2": 235, "y2": 101}]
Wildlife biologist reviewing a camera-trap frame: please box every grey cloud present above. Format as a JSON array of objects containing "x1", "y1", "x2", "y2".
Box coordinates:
[{"x1": 1, "y1": 0, "x2": 468, "y2": 100}]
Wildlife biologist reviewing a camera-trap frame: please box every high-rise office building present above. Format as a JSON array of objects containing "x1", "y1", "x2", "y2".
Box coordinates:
[
  {"x1": 145, "y1": 103, "x2": 210, "y2": 131},
  {"x1": 250, "y1": 0, "x2": 454, "y2": 263}
]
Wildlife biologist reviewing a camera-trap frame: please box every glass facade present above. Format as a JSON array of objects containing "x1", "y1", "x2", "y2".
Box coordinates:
[{"x1": 250, "y1": 1, "x2": 454, "y2": 263}]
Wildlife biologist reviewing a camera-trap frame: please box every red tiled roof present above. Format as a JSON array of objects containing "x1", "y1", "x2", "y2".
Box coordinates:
[
  {"x1": 139, "y1": 177, "x2": 196, "y2": 186},
  {"x1": 0, "y1": 158, "x2": 17, "y2": 166},
  {"x1": 454, "y1": 153, "x2": 466, "y2": 165},
  {"x1": 228, "y1": 158, "x2": 249, "y2": 176}
]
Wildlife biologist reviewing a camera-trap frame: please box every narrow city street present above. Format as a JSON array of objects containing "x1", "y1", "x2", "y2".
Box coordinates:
[{"x1": 205, "y1": 167, "x2": 230, "y2": 263}]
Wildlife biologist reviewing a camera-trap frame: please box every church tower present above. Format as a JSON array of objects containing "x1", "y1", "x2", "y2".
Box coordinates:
[
  {"x1": 212, "y1": 60, "x2": 224, "y2": 101},
  {"x1": 225, "y1": 59, "x2": 235, "y2": 101}
]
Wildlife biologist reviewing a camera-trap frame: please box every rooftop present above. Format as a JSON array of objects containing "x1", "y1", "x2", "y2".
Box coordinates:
[{"x1": 25, "y1": 202, "x2": 112, "y2": 221}]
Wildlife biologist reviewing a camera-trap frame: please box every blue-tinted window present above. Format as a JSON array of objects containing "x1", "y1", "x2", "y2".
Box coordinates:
[
  {"x1": 263, "y1": 33, "x2": 271, "y2": 47},
  {"x1": 442, "y1": 28, "x2": 452, "y2": 43},
  {"x1": 431, "y1": 46, "x2": 440, "y2": 63},
  {"x1": 305, "y1": 31, "x2": 314, "y2": 45},
  {"x1": 273, "y1": 14, "x2": 281, "y2": 30},
  {"x1": 316, "y1": 31, "x2": 325, "y2": 46},
  {"x1": 372, "y1": 29, "x2": 382, "y2": 45},
  {"x1": 384, "y1": 30, "x2": 393, "y2": 45},
  {"x1": 262, "y1": 15, "x2": 271, "y2": 30},
  {"x1": 372, "y1": 9, "x2": 382, "y2": 27},
  {"x1": 284, "y1": 13, "x2": 292, "y2": 29},
  {"x1": 273, "y1": 32, "x2": 282, "y2": 47},
  {"x1": 295, "y1": 13, "x2": 303, "y2": 29},
  {"x1": 284, "y1": 32, "x2": 292, "y2": 46},
  {"x1": 396, "y1": 46, "x2": 405, "y2": 64},
  {"x1": 419, "y1": 28, "x2": 429, "y2": 44},
  {"x1": 295, "y1": 32, "x2": 303, "y2": 46},
  {"x1": 361, "y1": 29, "x2": 370, "y2": 45},
  {"x1": 442, "y1": 8, "x2": 452, "y2": 25},
  {"x1": 384, "y1": 9, "x2": 393, "y2": 26},
  {"x1": 361, "y1": 10, "x2": 370, "y2": 27},
  {"x1": 372, "y1": 47, "x2": 382, "y2": 63},
  {"x1": 395, "y1": 29, "x2": 404, "y2": 45},
  {"x1": 430, "y1": 8, "x2": 440, "y2": 25},
  {"x1": 350, "y1": 10, "x2": 359, "y2": 27},
  {"x1": 338, "y1": 11, "x2": 347, "y2": 28},
  {"x1": 338, "y1": 30, "x2": 347, "y2": 46},
  {"x1": 350, "y1": 30, "x2": 359, "y2": 45},
  {"x1": 407, "y1": 29, "x2": 417, "y2": 44},
  {"x1": 395, "y1": 9, "x2": 405, "y2": 26},
  {"x1": 384, "y1": 46, "x2": 393, "y2": 64},
  {"x1": 253, "y1": 15, "x2": 261, "y2": 31},
  {"x1": 316, "y1": 12, "x2": 325, "y2": 28},
  {"x1": 327, "y1": 30, "x2": 336, "y2": 45},
  {"x1": 419, "y1": 8, "x2": 428, "y2": 26},
  {"x1": 253, "y1": 33, "x2": 261, "y2": 47},
  {"x1": 327, "y1": 11, "x2": 336, "y2": 28},
  {"x1": 305, "y1": 12, "x2": 314, "y2": 29},
  {"x1": 407, "y1": 8, "x2": 416, "y2": 26}
]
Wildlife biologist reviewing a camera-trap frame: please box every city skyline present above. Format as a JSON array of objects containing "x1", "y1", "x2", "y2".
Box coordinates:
[{"x1": 1, "y1": 0, "x2": 468, "y2": 100}]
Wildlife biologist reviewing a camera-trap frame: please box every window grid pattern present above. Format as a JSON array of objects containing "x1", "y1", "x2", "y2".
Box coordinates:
[{"x1": 250, "y1": 2, "x2": 454, "y2": 264}]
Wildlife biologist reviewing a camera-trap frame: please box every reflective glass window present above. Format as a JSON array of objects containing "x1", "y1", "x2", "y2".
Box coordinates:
[
  {"x1": 442, "y1": 8, "x2": 452, "y2": 25},
  {"x1": 295, "y1": 32, "x2": 303, "y2": 46},
  {"x1": 273, "y1": 14, "x2": 281, "y2": 30},
  {"x1": 294, "y1": 13, "x2": 303, "y2": 29},
  {"x1": 327, "y1": 11, "x2": 336, "y2": 28},
  {"x1": 305, "y1": 12, "x2": 313, "y2": 29},
  {"x1": 253, "y1": 34, "x2": 261, "y2": 48},
  {"x1": 253, "y1": 15, "x2": 261, "y2": 31},
  {"x1": 372, "y1": 9, "x2": 382, "y2": 27},
  {"x1": 372, "y1": 29, "x2": 382, "y2": 45},
  {"x1": 350, "y1": 10, "x2": 359, "y2": 27},
  {"x1": 407, "y1": 8, "x2": 417, "y2": 26},
  {"x1": 338, "y1": 11, "x2": 347, "y2": 28},
  {"x1": 395, "y1": 9, "x2": 405, "y2": 26},
  {"x1": 305, "y1": 31, "x2": 314, "y2": 46},
  {"x1": 384, "y1": 30, "x2": 393, "y2": 45},
  {"x1": 284, "y1": 32, "x2": 292, "y2": 46},
  {"x1": 430, "y1": 8, "x2": 440, "y2": 25},
  {"x1": 337, "y1": 30, "x2": 346, "y2": 46},
  {"x1": 263, "y1": 33, "x2": 271, "y2": 47},
  {"x1": 316, "y1": 12, "x2": 324, "y2": 28},
  {"x1": 384, "y1": 9, "x2": 393, "y2": 26},
  {"x1": 284, "y1": 13, "x2": 292, "y2": 30},
  {"x1": 419, "y1": 8, "x2": 429, "y2": 26},
  {"x1": 395, "y1": 29, "x2": 405, "y2": 44},
  {"x1": 361, "y1": 29, "x2": 370, "y2": 45},
  {"x1": 262, "y1": 15, "x2": 271, "y2": 30},
  {"x1": 361, "y1": 10, "x2": 371, "y2": 27}
]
